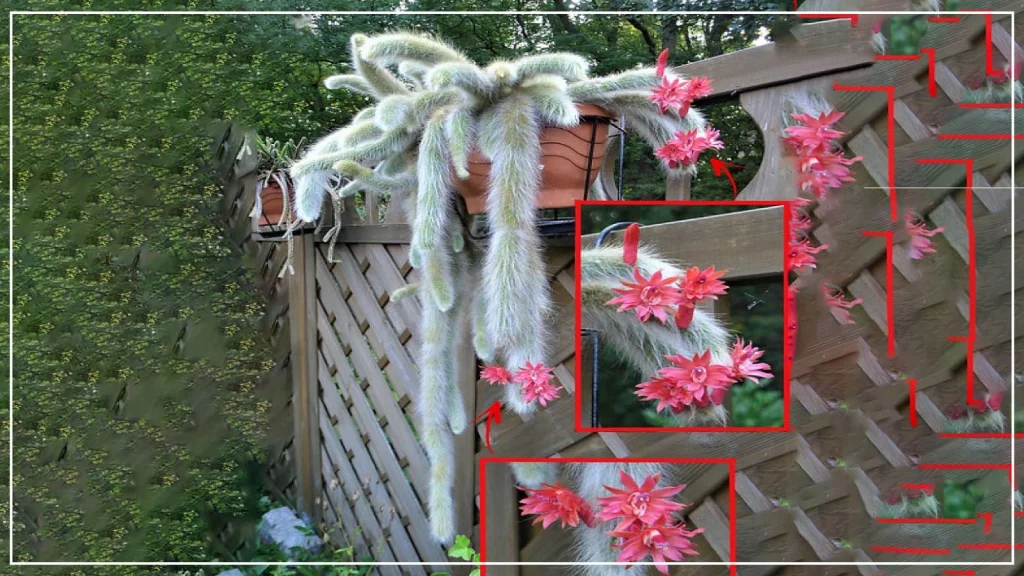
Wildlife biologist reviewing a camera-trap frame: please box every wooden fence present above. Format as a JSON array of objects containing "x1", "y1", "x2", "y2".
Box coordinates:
[{"x1": 217, "y1": 0, "x2": 1022, "y2": 573}]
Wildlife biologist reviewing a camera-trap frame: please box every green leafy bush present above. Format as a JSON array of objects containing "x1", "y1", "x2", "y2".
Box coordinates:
[
  {"x1": 731, "y1": 380, "x2": 784, "y2": 427},
  {"x1": 942, "y1": 479, "x2": 984, "y2": 519}
]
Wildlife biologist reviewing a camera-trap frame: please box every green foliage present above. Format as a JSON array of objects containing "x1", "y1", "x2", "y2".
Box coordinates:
[
  {"x1": 731, "y1": 380, "x2": 784, "y2": 427},
  {"x1": 432, "y1": 534, "x2": 481, "y2": 576},
  {"x1": 884, "y1": 16, "x2": 931, "y2": 55},
  {"x1": 942, "y1": 479, "x2": 984, "y2": 519},
  {"x1": 8, "y1": 2, "x2": 362, "y2": 567}
]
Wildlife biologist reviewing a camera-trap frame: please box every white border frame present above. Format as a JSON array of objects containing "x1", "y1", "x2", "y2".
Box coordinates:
[{"x1": 6, "y1": 6, "x2": 1015, "y2": 565}]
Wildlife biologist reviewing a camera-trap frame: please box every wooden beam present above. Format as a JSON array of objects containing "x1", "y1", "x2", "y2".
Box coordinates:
[
  {"x1": 483, "y1": 463, "x2": 520, "y2": 575},
  {"x1": 320, "y1": 223, "x2": 412, "y2": 245},
  {"x1": 671, "y1": 20, "x2": 875, "y2": 100},
  {"x1": 582, "y1": 206, "x2": 786, "y2": 280}
]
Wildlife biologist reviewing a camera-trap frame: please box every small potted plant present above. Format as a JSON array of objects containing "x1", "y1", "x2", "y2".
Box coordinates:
[{"x1": 253, "y1": 135, "x2": 305, "y2": 229}]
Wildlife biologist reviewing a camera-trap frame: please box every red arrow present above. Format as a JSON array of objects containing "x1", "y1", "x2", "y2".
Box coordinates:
[
  {"x1": 473, "y1": 401, "x2": 503, "y2": 454},
  {"x1": 709, "y1": 158, "x2": 743, "y2": 198}
]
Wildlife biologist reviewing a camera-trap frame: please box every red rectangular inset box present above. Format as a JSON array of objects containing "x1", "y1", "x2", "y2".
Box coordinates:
[
  {"x1": 573, "y1": 200, "x2": 792, "y2": 433},
  {"x1": 479, "y1": 457, "x2": 737, "y2": 574}
]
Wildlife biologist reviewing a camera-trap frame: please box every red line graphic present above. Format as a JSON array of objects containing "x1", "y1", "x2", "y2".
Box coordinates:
[
  {"x1": 862, "y1": 230, "x2": 895, "y2": 356},
  {"x1": 958, "y1": 543, "x2": 1024, "y2": 550},
  {"x1": 928, "y1": 16, "x2": 961, "y2": 23},
  {"x1": 943, "y1": 571, "x2": 976, "y2": 576},
  {"x1": 907, "y1": 379, "x2": 917, "y2": 427},
  {"x1": 834, "y1": 84, "x2": 897, "y2": 220},
  {"x1": 984, "y1": 14, "x2": 997, "y2": 75},
  {"x1": 920, "y1": 48, "x2": 937, "y2": 98},
  {"x1": 918, "y1": 159, "x2": 978, "y2": 405},
  {"x1": 977, "y1": 511, "x2": 992, "y2": 534},
  {"x1": 901, "y1": 483, "x2": 932, "y2": 490},
  {"x1": 875, "y1": 54, "x2": 919, "y2": 61},
  {"x1": 876, "y1": 518, "x2": 974, "y2": 524}
]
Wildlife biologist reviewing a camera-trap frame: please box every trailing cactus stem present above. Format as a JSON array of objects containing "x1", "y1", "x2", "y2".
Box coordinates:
[
  {"x1": 510, "y1": 462, "x2": 559, "y2": 488},
  {"x1": 672, "y1": 403, "x2": 729, "y2": 427},
  {"x1": 514, "y1": 52, "x2": 590, "y2": 82},
  {"x1": 374, "y1": 95, "x2": 416, "y2": 131},
  {"x1": 427, "y1": 61, "x2": 496, "y2": 100},
  {"x1": 471, "y1": 289, "x2": 495, "y2": 363},
  {"x1": 349, "y1": 33, "x2": 411, "y2": 98},
  {"x1": 322, "y1": 74, "x2": 374, "y2": 96},
  {"x1": 566, "y1": 68, "x2": 660, "y2": 101},
  {"x1": 413, "y1": 109, "x2": 457, "y2": 311},
  {"x1": 389, "y1": 282, "x2": 419, "y2": 303},
  {"x1": 478, "y1": 94, "x2": 550, "y2": 387},
  {"x1": 445, "y1": 249, "x2": 475, "y2": 435},
  {"x1": 360, "y1": 32, "x2": 469, "y2": 67},
  {"x1": 417, "y1": 282, "x2": 457, "y2": 543},
  {"x1": 444, "y1": 107, "x2": 475, "y2": 180},
  {"x1": 293, "y1": 169, "x2": 336, "y2": 223}
]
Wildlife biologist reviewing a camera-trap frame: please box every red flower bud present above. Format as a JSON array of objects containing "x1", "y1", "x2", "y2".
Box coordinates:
[
  {"x1": 656, "y1": 48, "x2": 670, "y2": 78},
  {"x1": 622, "y1": 223, "x2": 640, "y2": 266},
  {"x1": 675, "y1": 302, "x2": 695, "y2": 330},
  {"x1": 986, "y1": 392, "x2": 1003, "y2": 412}
]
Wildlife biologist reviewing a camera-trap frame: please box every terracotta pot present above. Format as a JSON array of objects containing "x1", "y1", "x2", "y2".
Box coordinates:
[
  {"x1": 453, "y1": 104, "x2": 616, "y2": 215},
  {"x1": 258, "y1": 180, "x2": 286, "y2": 227}
]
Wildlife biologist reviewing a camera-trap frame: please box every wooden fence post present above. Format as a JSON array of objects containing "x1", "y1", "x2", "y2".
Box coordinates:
[
  {"x1": 288, "y1": 233, "x2": 322, "y2": 524},
  {"x1": 484, "y1": 463, "x2": 520, "y2": 576},
  {"x1": 665, "y1": 171, "x2": 691, "y2": 200}
]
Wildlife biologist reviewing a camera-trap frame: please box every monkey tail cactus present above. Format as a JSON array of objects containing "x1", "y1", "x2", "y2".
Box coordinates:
[
  {"x1": 287, "y1": 30, "x2": 724, "y2": 542},
  {"x1": 567, "y1": 462, "x2": 674, "y2": 576},
  {"x1": 580, "y1": 229, "x2": 771, "y2": 429},
  {"x1": 580, "y1": 245, "x2": 731, "y2": 377},
  {"x1": 415, "y1": 245, "x2": 476, "y2": 543}
]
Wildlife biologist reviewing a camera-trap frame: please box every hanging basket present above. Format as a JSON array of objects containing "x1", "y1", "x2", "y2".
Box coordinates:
[{"x1": 453, "y1": 104, "x2": 616, "y2": 215}]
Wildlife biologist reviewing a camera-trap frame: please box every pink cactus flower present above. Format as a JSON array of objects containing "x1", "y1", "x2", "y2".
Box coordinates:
[
  {"x1": 905, "y1": 213, "x2": 945, "y2": 260},
  {"x1": 519, "y1": 482, "x2": 596, "y2": 529},
  {"x1": 481, "y1": 365, "x2": 513, "y2": 386},
  {"x1": 729, "y1": 338, "x2": 773, "y2": 383},
  {"x1": 823, "y1": 284, "x2": 863, "y2": 325},
  {"x1": 596, "y1": 470, "x2": 687, "y2": 531},
  {"x1": 610, "y1": 523, "x2": 704, "y2": 575},
  {"x1": 606, "y1": 268, "x2": 683, "y2": 324}
]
